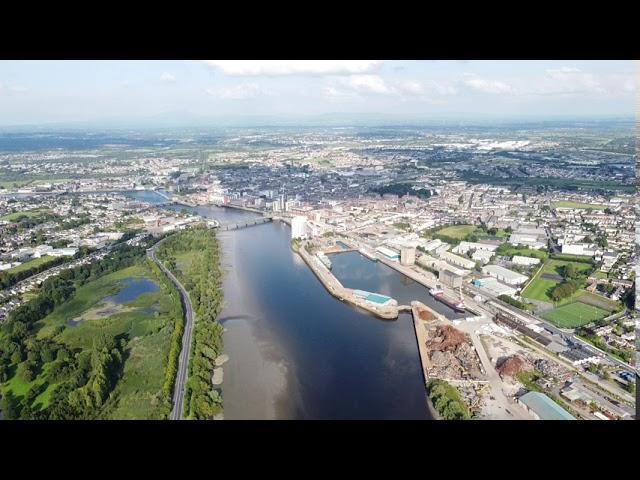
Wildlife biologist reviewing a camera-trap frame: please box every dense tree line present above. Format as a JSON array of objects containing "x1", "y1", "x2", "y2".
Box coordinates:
[
  {"x1": 427, "y1": 379, "x2": 471, "y2": 420},
  {"x1": 0, "y1": 240, "x2": 154, "y2": 419},
  {"x1": 157, "y1": 228, "x2": 224, "y2": 419},
  {"x1": 0, "y1": 255, "x2": 67, "y2": 289},
  {"x1": 498, "y1": 294, "x2": 533, "y2": 311},
  {"x1": 369, "y1": 183, "x2": 435, "y2": 200},
  {"x1": 144, "y1": 258, "x2": 184, "y2": 405},
  {"x1": 549, "y1": 262, "x2": 590, "y2": 303}
]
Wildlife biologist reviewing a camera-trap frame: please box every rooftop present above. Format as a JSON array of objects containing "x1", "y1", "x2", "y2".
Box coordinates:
[{"x1": 519, "y1": 391, "x2": 575, "y2": 420}]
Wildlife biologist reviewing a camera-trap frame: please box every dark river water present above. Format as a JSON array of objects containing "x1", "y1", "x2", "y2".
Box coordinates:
[
  {"x1": 165, "y1": 203, "x2": 431, "y2": 419},
  {"x1": 154, "y1": 195, "x2": 469, "y2": 419}
]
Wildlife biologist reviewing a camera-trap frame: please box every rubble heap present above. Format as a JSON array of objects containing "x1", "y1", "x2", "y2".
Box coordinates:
[
  {"x1": 425, "y1": 325, "x2": 484, "y2": 381},
  {"x1": 496, "y1": 355, "x2": 532, "y2": 379},
  {"x1": 418, "y1": 307, "x2": 436, "y2": 322}
]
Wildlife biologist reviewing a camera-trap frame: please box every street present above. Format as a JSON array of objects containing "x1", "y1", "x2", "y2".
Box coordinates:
[{"x1": 148, "y1": 239, "x2": 195, "y2": 420}]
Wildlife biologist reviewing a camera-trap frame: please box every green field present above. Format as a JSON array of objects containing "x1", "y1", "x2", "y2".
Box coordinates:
[
  {"x1": 551, "y1": 201, "x2": 607, "y2": 210},
  {"x1": 434, "y1": 225, "x2": 477, "y2": 240},
  {"x1": 542, "y1": 259, "x2": 592, "y2": 277},
  {"x1": 0, "y1": 208, "x2": 50, "y2": 222},
  {"x1": 522, "y1": 277, "x2": 559, "y2": 302},
  {"x1": 541, "y1": 302, "x2": 609, "y2": 328},
  {"x1": 522, "y1": 259, "x2": 593, "y2": 303},
  {"x1": 5, "y1": 255, "x2": 55, "y2": 274},
  {"x1": 16, "y1": 262, "x2": 182, "y2": 419},
  {"x1": 496, "y1": 244, "x2": 548, "y2": 261}
]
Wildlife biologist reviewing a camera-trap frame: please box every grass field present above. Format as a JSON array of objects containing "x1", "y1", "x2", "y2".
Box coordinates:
[
  {"x1": 496, "y1": 245, "x2": 548, "y2": 261},
  {"x1": 542, "y1": 259, "x2": 592, "y2": 277},
  {"x1": 541, "y1": 302, "x2": 609, "y2": 328},
  {"x1": 5, "y1": 255, "x2": 55, "y2": 274},
  {"x1": 434, "y1": 224, "x2": 477, "y2": 240},
  {"x1": 551, "y1": 201, "x2": 607, "y2": 210},
  {"x1": 0, "y1": 180, "x2": 33, "y2": 189},
  {"x1": 522, "y1": 277, "x2": 559, "y2": 302},
  {"x1": 13, "y1": 261, "x2": 184, "y2": 419},
  {"x1": 0, "y1": 208, "x2": 50, "y2": 222},
  {"x1": 522, "y1": 259, "x2": 593, "y2": 303}
]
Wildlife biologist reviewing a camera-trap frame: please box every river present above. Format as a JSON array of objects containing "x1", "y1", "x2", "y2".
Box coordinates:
[{"x1": 122, "y1": 187, "x2": 471, "y2": 419}]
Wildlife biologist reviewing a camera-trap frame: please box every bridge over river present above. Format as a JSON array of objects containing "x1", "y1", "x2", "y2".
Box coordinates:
[{"x1": 218, "y1": 216, "x2": 273, "y2": 231}]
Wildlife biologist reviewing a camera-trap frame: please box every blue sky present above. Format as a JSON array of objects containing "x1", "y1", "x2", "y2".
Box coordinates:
[{"x1": 0, "y1": 60, "x2": 636, "y2": 125}]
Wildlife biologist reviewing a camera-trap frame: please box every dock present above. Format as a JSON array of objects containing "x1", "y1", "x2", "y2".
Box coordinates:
[{"x1": 296, "y1": 242, "x2": 400, "y2": 320}]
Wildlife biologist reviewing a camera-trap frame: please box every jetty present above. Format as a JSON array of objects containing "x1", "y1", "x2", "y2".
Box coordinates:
[{"x1": 296, "y1": 241, "x2": 400, "y2": 320}]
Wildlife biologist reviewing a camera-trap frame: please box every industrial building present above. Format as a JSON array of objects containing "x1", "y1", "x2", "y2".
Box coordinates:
[
  {"x1": 440, "y1": 250, "x2": 476, "y2": 270},
  {"x1": 517, "y1": 391, "x2": 575, "y2": 420},
  {"x1": 472, "y1": 249, "x2": 494, "y2": 265},
  {"x1": 482, "y1": 264, "x2": 528, "y2": 286},
  {"x1": 512, "y1": 255, "x2": 541, "y2": 266},
  {"x1": 291, "y1": 216, "x2": 308, "y2": 239},
  {"x1": 453, "y1": 241, "x2": 498, "y2": 255},
  {"x1": 400, "y1": 246, "x2": 416, "y2": 266},
  {"x1": 439, "y1": 269, "x2": 463, "y2": 288},
  {"x1": 473, "y1": 277, "x2": 518, "y2": 297},
  {"x1": 561, "y1": 243, "x2": 595, "y2": 256},
  {"x1": 377, "y1": 245, "x2": 400, "y2": 261}
]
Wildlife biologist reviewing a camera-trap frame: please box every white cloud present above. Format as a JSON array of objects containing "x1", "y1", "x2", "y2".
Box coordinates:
[
  {"x1": 397, "y1": 80, "x2": 425, "y2": 95},
  {"x1": 463, "y1": 76, "x2": 515, "y2": 94},
  {"x1": 204, "y1": 60, "x2": 382, "y2": 76},
  {"x1": 160, "y1": 72, "x2": 176, "y2": 83},
  {"x1": 537, "y1": 67, "x2": 605, "y2": 95},
  {"x1": 341, "y1": 74, "x2": 392, "y2": 94},
  {"x1": 206, "y1": 83, "x2": 269, "y2": 100}
]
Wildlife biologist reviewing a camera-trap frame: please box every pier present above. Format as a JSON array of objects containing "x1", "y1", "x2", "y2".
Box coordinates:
[{"x1": 296, "y1": 241, "x2": 400, "y2": 320}]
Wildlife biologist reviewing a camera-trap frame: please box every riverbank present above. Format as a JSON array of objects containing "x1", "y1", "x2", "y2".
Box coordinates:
[{"x1": 410, "y1": 301, "x2": 447, "y2": 419}]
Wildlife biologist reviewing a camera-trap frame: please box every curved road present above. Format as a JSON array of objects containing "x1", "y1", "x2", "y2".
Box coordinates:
[{"x1": 148, "y1": 241, "x2": 194, "y2": 420}]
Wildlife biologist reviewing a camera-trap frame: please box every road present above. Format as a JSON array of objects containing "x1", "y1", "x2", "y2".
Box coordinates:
[
  {"x1": 466, "y1": 329, "x2": 529, "y2": 419},
  {"x1": 148, "y1": 239, "x2": 194, "y2": 420}
]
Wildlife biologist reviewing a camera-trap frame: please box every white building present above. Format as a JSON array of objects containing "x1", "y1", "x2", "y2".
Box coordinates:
[
  {"x1": 561, "y1": 243, "x2": 591, "y2": 256},
  {"x1": 472, "y1": 250, "x2": 494, "y2": 265},
  {"x1": 440, "y1": 251, "x2": 476, "y2": 270},
  {"x1": 400, "y1": 247, "x2": 416, "y2": 266},
  {"x1": 453, "y1": 241, "x2": 498, "y2": 255},
  {"x1": 291, "y1": 216, "x2": 308, "y2": 240},
  {"x1": 377, "y1": 246, "x2": 400, "y2": 261},
  {"x1": 512, "y1": 255, "x2": 541, "y2": 266},
  {"x1": 482, "y1": 265, "x2": 528, "y2": 286}
]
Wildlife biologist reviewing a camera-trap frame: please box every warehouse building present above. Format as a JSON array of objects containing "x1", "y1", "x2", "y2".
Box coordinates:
[
  {"x1": 439, "y1": 269, "x2": 463, "y2": 288},
  {"x1": 517, "y1": 391, "x2": 575, "y2": 420},
  {"x1": 400, "y1": 246, "x2": 416, "y2": 266},
  {"x1": 512, "y1": 255, "x2": 541, "y2": 266},
  {"x1": 440, "y1": 250, "x2": 476, "y2": 270},
  {"x1": 453, "y1": 241, "x2": 498, "y2": 255},
  {"x1": 376, "y1": 245, "x2": 400, "y2": 262},
  {"x1": 482, "y1": 264, "x2": 529, "y2": 286},
  {"x1": 472, "y1": 277, "x2": 518, "y2": 297},
  {"x1": 472, "y1": 249, "x2": 494, "y2": 265}
]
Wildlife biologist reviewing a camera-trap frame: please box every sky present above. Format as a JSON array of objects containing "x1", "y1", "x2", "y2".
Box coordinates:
[{"x1": 0, "y1": 60, "x2": 636, "y2": 126}]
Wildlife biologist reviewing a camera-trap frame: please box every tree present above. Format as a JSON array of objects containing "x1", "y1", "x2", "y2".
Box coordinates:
[
  {"x1": 0, "y1": 392, "x2": 20, "y2": 419},
  {"x1": 458, "y1": 195, "x2": 464, "y2": 204}
]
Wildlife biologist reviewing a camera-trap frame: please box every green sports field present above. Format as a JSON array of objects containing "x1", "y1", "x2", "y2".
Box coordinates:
[{"x1": 541, "y1": 302, "x2": 609, "y2": 328}]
